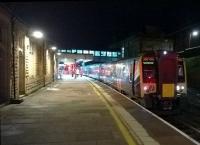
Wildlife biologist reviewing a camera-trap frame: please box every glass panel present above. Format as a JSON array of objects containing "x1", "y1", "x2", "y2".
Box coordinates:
[
  {"x1": 178, "y1": 61, "x2": 185, "y2": 82},
  {"x1": 121, "y1": 47, "x2": 125, "y2": 58},
  {"x1": 107, "y1": 51, "x2": 112, "y2": 57},
  {"x1": 95, "y1": 51, "x2": 100, "y2": 56},
  {"x1": 61, "y1": 49, "x2": 66, "y2": 52},
  {"x1": 143, "y1": 69, "x2": 156, "y2": 83},
  {"x1": 77, "y1": 50, "x2": 83, "y2": 54},
  {"x1": 67, "y1": 49, "x2": 71, "y2": 53},
  {"x1": 112, "y1": 52, "x2": 117, "y2": 57},
  {"x1": 72, "y1": 49, "x2": 77, "y2": 53},
  {"x1": 89, "y1": 50, "x2": 94, "y2": 55},
  {"x1": 101, "y1": 51, "x2": 106, "y2": 56},
  {"x1": 83, "y1": 50, "x2": 89, "y2": 54}
]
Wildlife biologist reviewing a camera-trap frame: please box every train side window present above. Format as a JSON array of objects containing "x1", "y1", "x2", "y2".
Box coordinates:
[
  {"x1": 143, "y1": 69, "x2": 156, "y2": 83},
  {"x1": 178, "y1": 63, "x2": 185, "y2": 82},
  {"x1": 129, "y1": 63, "x2": 133, "y2": 82},
  {"x1": 178, "y1": 65, "x2": 183, "y2": 76},
  {"x1": 129, "y1": 73, "x2": 133, "y2": 82}
]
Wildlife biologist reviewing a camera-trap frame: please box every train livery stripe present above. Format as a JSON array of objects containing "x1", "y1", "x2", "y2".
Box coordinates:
[{"x1": 88, "y1": 80, "x2": 137, "y2": 145}]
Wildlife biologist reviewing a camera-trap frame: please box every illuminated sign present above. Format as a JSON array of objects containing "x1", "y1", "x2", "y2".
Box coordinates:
[
  {"x1": 143, "y1": 57, "x2": 154, "y2": 61},
  {"x1": 143, "y1": 57, "x2": 155, "y2": 64},
  {"x1": 143, "y1": 62, "x2": 154, "y2": 64}
]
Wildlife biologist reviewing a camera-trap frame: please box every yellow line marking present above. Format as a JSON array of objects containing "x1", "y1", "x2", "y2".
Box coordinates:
[{"x1": 88, "y1": 80, "x2": 137, "y2": 145}]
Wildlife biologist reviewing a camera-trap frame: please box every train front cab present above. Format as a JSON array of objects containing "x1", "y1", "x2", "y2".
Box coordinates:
[
  {"x1": 158, "y1": 51, "x2": 178, "y2": 110},
  {"x1": 134, "y1": 51, "x2": 187, "y2": 110},
  {"x1": 134, "y1": 54, "x2": 157, "y2": 108},
  {"x1": 175, "y1": 57, "x2": 187, "y2": 108},
  {"x1": 157, "y1": 52, "x2": 187, "y2": 110},
  {"x1": 176, "y1": 58, "x2": 187, "y2": 97}
]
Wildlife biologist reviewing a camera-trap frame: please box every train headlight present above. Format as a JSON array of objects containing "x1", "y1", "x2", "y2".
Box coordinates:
[
  {"x1": 163, "y1": 51, "x2": 167, "y2": 55},
  {"x1": 176, "y1": 85, "x2": 180, "y2": 91},
  {"x1": 181, "y1": 86, "x2": 184, "y2": 90},
  {"x1": 144, "y1": 86, "x2": 147, "y2": 91}
]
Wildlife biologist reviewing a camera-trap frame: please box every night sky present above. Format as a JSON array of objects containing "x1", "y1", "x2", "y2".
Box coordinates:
[{"x1": 4, "y1": 1, "x2": 200, "y2": 49}]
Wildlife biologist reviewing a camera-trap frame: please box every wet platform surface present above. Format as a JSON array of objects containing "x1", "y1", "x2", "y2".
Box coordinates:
[
  {"x1": 1, "y1": 76, "x2": 199, "y2": 145},
  {"x1": 1, "y1": 77, "x2": 127, "y2": 145}
]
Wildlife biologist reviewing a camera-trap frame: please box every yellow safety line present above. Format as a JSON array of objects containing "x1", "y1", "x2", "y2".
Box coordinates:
[{"x1": 88, "y1": 81, "x2": 137, "y2": 145}]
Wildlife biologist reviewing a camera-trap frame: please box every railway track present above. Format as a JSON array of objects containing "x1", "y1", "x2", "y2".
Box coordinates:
[
  {"x1": 158, "y1": 91, "x2": 200, "y2": 142},
  {"x1": 95, "y1": 79, "x2": 200, "y2": 143},
  {"x1": 162, "y1": 115, "x2": 200, "y2": 142}
]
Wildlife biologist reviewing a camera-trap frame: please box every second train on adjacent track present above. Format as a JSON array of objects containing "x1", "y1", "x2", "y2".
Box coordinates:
[{"x1": 84, "y1": 51, "x2": 187, "y2": 110}]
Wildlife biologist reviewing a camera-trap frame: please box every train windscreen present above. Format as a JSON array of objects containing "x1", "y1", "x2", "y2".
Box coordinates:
[{"x1": 178, "y1": 61, "x2": 185, "y2": 82}]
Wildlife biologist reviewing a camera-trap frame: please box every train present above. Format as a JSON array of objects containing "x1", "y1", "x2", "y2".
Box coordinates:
[{"x1": 83, "y1": 50, "x2": 187, "y2": 110}]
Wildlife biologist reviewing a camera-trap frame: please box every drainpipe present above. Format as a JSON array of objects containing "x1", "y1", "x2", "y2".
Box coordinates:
[{"x1": 11, "y1": 16, "x2": 16, "y2": 100}]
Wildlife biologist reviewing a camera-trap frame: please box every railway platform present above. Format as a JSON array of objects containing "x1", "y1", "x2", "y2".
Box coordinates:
[{"x1": 1, "y1": 75, "x2": 199, "y2": 145}]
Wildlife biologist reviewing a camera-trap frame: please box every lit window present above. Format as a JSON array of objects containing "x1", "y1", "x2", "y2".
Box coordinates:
[
  {"x1": 112, "y1": 52, "x2": 117, "y2": 57},
  {"x1": 121, "y1": 47, "x2": 125, "y2": 58},
  {"x1": 83, "y1": 50, "x2": 89, "y2": 54},
  {"x1": 101, "y1": 51, "x2": 106, "y2": 56},
  {"x1": 77, "y1": 50, "x2": 83, "y2": 54},
  {"x1": 61, "y1": 49, "x2": 66, "y2": 52},
  {"x1": 95, "y1": 51, "x2": 100, "y2": 56},
  {"x1": 72, "y1": 49, "x2": 76, "y2": 53},
  {"x1": 67, "y1": 49, "x2": 71, "y2": 53},
  {"x1": 107, "y1": 52, "x2": 112, "y2": 57},
  {"x1": 89, "y1": 50, "x2": 94, "y2": 55}
]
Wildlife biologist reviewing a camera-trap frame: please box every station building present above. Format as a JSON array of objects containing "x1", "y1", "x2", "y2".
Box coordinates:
[
  {"x1": 0, "y1": 5, "x2": 56, "y2": 104},
  {"x1": 109, "y1": 26, "x2": 174, "y2": 59},
  {"x1": 56, "y1": 48, "x2": 122, "y2": 79}
]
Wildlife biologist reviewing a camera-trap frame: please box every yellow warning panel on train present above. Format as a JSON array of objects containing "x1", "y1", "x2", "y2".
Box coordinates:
[{"x1": 162, "y1": 84, "x2": 174, "y2": 97}]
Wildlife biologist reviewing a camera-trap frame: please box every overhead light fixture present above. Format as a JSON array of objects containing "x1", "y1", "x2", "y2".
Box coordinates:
[
  {"x1": 52, "y1": 46, "x2": 57, "y2": 51},
  {"x1": 32, "y1": 31, "x2": 43, "y2": 39},
  {"x1": 192, "y1": 30, "x2": 199, "y2": 36}
]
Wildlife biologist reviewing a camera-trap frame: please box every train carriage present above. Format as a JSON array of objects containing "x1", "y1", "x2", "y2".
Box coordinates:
[{"x1": 84, "y1": 51, "x2": 187, "y2": 110}]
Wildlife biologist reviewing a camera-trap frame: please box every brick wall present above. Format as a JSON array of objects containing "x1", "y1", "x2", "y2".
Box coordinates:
[
  {"x1": 0, "y1": 7, "x2": 11, "y2": 103},
  {"x1": 0, "y1": 6, "x2": 56, "y2": 103},
  {"x1": 12, "y1": 20, "x2": 55, "y2": 98}
]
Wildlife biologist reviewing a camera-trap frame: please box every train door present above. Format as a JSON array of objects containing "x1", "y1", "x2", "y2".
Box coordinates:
[
  {"x1": 176, "y1": 58, "x2": 187, "y2": 95},
  {"x1": 115, "y1": 62, "x2": 123, "y2": 91},
  {"x1": 126, "y1": 61, "x2": 133, "y2": 96},
  {"x1": 133, "y1": 59, "x2": 141, "y2": 97}
]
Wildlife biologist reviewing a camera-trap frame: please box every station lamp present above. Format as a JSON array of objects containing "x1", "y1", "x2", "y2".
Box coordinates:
[
  {"x1": 192, "y1": 30, "x2": 199, "y2": 37},
  {"x1": 57, "y1": 52, "x2": 61, "y2": 55},
  {"x1": 51, "y1": 46, "x2": 57, "y2": 51},
  {"x1": 32, "y1": 30, "x2": 44, "y2": 39},
  {"x1": 189, "y1": 30, "x2": 199, "y2": 48}
]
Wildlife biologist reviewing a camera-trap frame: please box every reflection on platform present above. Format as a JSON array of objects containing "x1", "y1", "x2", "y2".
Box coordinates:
[{"x1": 57, "y1": 74, "x2": 86, "y2": 80}]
